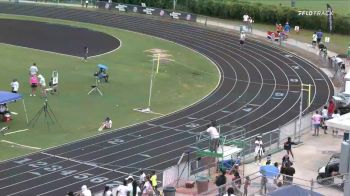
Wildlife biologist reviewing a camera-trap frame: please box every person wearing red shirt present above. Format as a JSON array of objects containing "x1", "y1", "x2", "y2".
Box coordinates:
[{"x1": 327, "y1": 99, "x2": 335, "y2": 117}]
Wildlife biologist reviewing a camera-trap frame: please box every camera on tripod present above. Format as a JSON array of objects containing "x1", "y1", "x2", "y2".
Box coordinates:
[{"x1": 46, "y1": 71, "x2": 59, "y2": 95}]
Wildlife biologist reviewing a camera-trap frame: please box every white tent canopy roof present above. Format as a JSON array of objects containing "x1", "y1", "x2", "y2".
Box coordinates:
[{"x1": 326, "y1": 112, "x2": 350, "y2": 130}]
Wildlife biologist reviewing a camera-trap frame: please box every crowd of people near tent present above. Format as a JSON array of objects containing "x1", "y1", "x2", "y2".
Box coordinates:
[
  {"x1": 214, "y1": 136, "x2": 298, "y2": 196},
  {"x1": 66, "y1": 170, "x2": 159, "y2": 196}
]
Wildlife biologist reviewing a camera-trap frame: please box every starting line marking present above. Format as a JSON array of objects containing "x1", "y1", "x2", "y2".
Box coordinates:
[
  {"x1": 40, "y1": 152, "x2": 129, "y2": 175},
  {"x1": 1, "y1": 139, "x2": 41, "y2": 150},
  {"x1": 4, "y1": 129, "x2": 29, "y2": 136}
]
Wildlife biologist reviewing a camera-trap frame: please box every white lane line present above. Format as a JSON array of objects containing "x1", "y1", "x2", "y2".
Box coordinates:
[
  {"x1": 1, "y1": 140, "x2": 41, "y2": 150},
  {"x1": 138, "y1": 154, "x2": 151, "y2": 158},
  {"x1": 4, "y1": 129, "x2": 29, "y2": 135},
  {"x1": 40, "y1": 152, "x2": 128, "y2": 174}
]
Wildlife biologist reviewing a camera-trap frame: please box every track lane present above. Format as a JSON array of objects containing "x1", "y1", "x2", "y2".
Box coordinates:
[{"x1": 0, "y1": 3, "x2": 332, "y2": 194}]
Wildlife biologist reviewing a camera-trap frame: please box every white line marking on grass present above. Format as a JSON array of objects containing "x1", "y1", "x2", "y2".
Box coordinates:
[
  {"x1": 1, "y1": 140, "x2": 41, "y2": 150},
  {"x1": 4, "y1": 129, "x2": 29, "y2": 135}
]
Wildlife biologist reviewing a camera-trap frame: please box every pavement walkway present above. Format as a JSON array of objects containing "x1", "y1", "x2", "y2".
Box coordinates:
[{"x1": 174, "y1": 132, "x2": 344, "y2": 196}]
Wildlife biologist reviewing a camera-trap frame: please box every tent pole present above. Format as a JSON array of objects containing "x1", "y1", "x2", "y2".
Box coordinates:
[{"x1": 22, "y1": 99, "x2": 29, "y2": 124}]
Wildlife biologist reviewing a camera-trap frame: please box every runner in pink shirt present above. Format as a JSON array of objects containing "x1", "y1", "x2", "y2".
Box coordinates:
[
  {"x1": 311, "y1": 111, "x2": 322, "y2": 136},
  {"x1": 29, "y1": 75, "x2": 38, "y2": 96}
]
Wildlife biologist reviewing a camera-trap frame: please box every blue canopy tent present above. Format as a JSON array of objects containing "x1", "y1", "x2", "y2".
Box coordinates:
[
  {"x1": 0, "y1": 91, "x2": 28, "y2": 123},
  {"x1": 97, "y1": 64, "x2": 108, "y2": 70}
]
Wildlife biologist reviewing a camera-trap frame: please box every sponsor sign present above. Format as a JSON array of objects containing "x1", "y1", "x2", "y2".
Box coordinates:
[{"x1": 96, "y1": 1, "x2": 197, "y2": 22}]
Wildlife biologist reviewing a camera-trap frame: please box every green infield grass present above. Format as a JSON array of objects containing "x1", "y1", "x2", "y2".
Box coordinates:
[{"x1": 0, "y1": 14, "x2": 219, "y2": 161}]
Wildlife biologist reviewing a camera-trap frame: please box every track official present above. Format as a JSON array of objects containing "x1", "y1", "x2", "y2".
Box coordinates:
[{"x1": 206, "y1": 123, "x2": 220, "y2": 152}]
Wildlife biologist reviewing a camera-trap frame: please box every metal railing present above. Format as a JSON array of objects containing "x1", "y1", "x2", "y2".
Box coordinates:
[{"x1": 197, "y1": 171, "x2": 347, "y2": 196}]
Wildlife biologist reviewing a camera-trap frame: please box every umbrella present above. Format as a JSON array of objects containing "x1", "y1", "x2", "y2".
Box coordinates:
[
  {"x1": 97, "y1": 64, "x2": 108, "y2": 70},
  {"x1": 260, "y1": 165, "x2": 280, "y2": 178}
]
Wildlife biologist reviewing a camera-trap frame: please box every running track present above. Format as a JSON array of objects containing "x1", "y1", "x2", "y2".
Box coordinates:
[{"x1": 0, "y1": 3, "x2": 333, "y2": 195}]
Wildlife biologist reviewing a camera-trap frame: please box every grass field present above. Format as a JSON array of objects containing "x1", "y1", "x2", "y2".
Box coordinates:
[
  {"x1": 0, "y1": 14, "x2": 219, "y2": 161},
  {"x1": 241, "y1": 0, "x2": 350, "y2": 17}
]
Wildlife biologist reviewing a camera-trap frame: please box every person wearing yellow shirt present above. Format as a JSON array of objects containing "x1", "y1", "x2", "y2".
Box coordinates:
[{"x1": 150, "y1": 171, "x2": 158, "y2": 194}]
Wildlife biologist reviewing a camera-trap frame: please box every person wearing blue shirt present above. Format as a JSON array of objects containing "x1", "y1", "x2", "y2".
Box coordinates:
[
  {"x1": 316, "y1": 30, "x2": 323, "y2": 45},
  {"x1": 284, "y1": 22, "x2": 290, "y2": 33}
]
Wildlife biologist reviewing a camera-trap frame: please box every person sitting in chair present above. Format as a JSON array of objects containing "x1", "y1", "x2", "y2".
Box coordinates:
[
  {"x1": 98, "y1": 117, "x2": 112, "y2": 131},
  {"x1": 94, "y1": 68, "x2": 109, "y2": 82}
]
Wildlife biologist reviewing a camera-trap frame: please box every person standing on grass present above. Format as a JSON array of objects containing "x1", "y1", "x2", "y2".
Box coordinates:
[
  {"x1": 10, "y1": 79, "x2": 19, "y2": 93},
  {"x1": 243, "y1": 13, "x2": 249, "y2": 25},
  {"x1": 284, "y1": 22, "x2": 290, "y2": 33},
  {"x1": 29, "y1": 63, "x2": 38, "y2": 76},
  {"x1": 82, "y1": 46, "x2": 89, "y2": 62},
  {"x1": 316, "y1": 29, "x2": 323, "y2": 46},
  {"x1": 283, "y1": 137, "x2": 296, "y2": 159},
  {"x1": 38, "y1": 74, "x2": 47, "y2": 98},
  {"x1": 29, "y1": 74, "x2": 38, "y2": 97},
  {"x1": 311, "y1": 111, "x2": 322, "y2": 136}
]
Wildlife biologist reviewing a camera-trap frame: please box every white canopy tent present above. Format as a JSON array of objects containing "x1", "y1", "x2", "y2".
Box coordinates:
[{"x1": 325, "y1": 112, "x2": 350, "y2": 130}]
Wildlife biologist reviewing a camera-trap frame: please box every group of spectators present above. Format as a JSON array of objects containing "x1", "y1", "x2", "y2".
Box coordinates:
[
  {"x1": 312, "y1": 99, "x2": 341, "y2": 136},
  {"x1": 68, "y1": 170, "x2": 158, "y2": 196},
  {"x1": 215, "y1": 166, "x2": 247, "y2": 196},
  {"x1": 213, "y1": 135, "x2": 299, "y2": 196}
]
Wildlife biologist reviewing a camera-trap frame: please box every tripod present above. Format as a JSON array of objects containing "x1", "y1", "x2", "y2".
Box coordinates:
[
  {"x1": 88, "y1": 78, "x2": 103, "y2": 96},
  {"x1": 28, "y1": 99, "x2": 58, "y2": 130}
]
